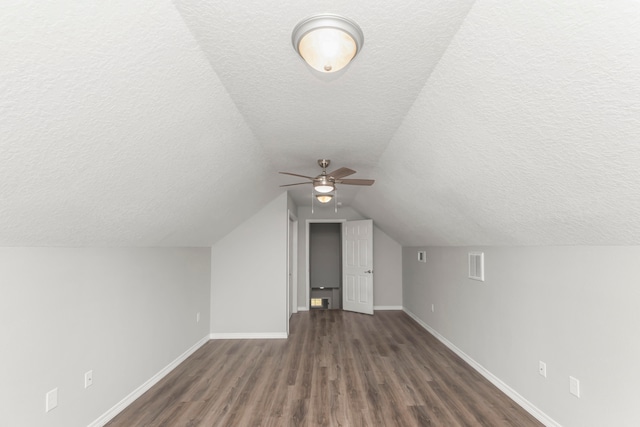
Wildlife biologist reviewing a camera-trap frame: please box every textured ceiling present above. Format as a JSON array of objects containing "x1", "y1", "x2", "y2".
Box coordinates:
[
  {"x1": 173, "y1": 0, "x2": 475, "y2": 206},
  {"x1": 1, "y1": 0, "x2": 279, "y2": 246},
  {"x1": 354, "y1": 0, "x2": 640, "y2": 245},
  {"x1": 2, "y1": 0, "x2": 640, "y2": 246}
]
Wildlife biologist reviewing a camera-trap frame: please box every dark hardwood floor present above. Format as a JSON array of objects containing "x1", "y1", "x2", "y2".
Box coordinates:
[{"x1": 106, "y1": 310, "x2": 543, "y2": 426}]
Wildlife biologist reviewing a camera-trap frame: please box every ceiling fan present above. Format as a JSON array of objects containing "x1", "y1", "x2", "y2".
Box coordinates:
[{"x1": 279, "y1": 159, "x2": 374, "y2": 197}]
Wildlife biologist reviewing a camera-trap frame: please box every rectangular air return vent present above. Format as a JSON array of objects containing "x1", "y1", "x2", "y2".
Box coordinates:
[{"x1": 468, "y1": 252, "x2": 484, "y2": 281}]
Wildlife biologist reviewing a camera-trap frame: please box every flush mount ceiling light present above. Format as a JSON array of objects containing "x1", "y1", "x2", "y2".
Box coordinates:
[{"x1": 292, "y1": 14, "x2": 364, "y2": 73}]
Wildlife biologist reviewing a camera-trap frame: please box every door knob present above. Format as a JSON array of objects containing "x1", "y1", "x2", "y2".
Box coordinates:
[{"x1": 364, "y1": 270, "x2": 373, "y2": 274}]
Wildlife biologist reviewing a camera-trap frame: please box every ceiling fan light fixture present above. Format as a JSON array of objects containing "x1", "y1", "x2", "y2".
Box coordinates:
[
  {"x1": 279, "y1": 160, "x2": 373, "y2": 213},
  {"x1": 314, "y1": 184, "x2": 334, "y2": 193},
  {"x1": 314, "y1": 176, "x2": 334, "y2": 193},
  {"x1": 292, "y1": 14, "x2": 364, "y2": 73},
  {"x1": 316, "y1": 194, "x2": 333, "y2": 204}
]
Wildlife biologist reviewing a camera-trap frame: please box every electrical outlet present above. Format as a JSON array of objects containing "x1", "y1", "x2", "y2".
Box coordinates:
[
  {"x1": 569, "y1": 376, "x2": 580, "y2": 397},
  {"x1": 538, "y1": 361, "x2": 547, "y2": 378},
  {"x1": 45, "y1": 388, "x2": 58, "y2": 412},
  {"x1": 196, "y1": 312, "x2": 200, "y2": 323},
  {"x1": 84, "y1": 370, "x2": 93, "y2": 388}
]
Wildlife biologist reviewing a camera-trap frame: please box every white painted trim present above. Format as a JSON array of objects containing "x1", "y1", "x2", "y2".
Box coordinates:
[
  {"x1": 289, "y1": 214, "x2": 298, "y2": 313},
  {"x1": 402, "y1": 308, "x2": 561, "y2": 427},
  {"x1": 210, "y1": 332, "x2": 288, "y2": 340},
  {"x1": 88, "y1": 335, "x2": 210, "y2": 427},
  {"x1": 297, "y1": 306, "x2": 309, "y2": 312},
  {"x1": 286, "y1": 210, "x2": 294, "y2": 335},
  {"x1": 374, "y1": 305, "x2": 403, "y2": 310}
]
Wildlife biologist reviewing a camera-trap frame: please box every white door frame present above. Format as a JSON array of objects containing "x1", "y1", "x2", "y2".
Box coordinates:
[
  {"x1": 289, "y1": 211, "x2": 298, "y2": 316},
  {"x1": 287, "y1": 210, "x2": 298, "y2": 334},
  {"x1": 305, "y1": 219, "x2": 346, "y2": 311}
]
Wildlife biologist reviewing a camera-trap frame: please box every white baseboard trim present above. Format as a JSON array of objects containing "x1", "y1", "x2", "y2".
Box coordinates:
[
  {"x1": 374, "y1": 305, "x2": 403, "y2": 310},
  {"x1": 402, "y1": 308, "x2": 561, "y2": 427},
  {"x1": 210, "y1": 332, "x2": 287, "y2": 339},
  {"x1": 297, "y1": 306, "x2": 309, "y2": 312},
  {"x1": 88, "y1": 334, "x2": 210, "y2": 427}
]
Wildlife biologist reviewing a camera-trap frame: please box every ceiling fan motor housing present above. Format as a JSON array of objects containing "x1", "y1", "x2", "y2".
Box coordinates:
[{"x1": 318, "y1": 159, "x2": 331, "y2": 169}]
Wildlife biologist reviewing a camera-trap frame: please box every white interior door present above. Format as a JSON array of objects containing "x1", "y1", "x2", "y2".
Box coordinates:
[{"x1": 342, "y1": 219, "x2": 374, "y2": 315}]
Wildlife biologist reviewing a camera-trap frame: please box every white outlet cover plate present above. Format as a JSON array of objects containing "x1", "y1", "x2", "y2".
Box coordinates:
[
  {"x1": 569, "y1": 376, "x2": 580, "y2": 397},
  {"x1": 539, "y1": 361, "x2": 547, "y2": 378},
  {"x1": 85, "y1": 370, "x2": 93, "y2": 388},
  {"x1": 46, "y1": 388, "x2": 58, "y2": 412}
]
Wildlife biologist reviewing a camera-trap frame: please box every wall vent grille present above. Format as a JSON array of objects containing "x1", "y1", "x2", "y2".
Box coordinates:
[{"x1": 468, "y1": 252, "x2": 484, "y2": 281}]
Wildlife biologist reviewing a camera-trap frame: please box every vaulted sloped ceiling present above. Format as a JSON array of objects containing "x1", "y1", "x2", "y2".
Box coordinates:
[
  {"x1": 1, "y1": 1, "x2": 280, "y2": 246},
  {"x1": 2, "y1": 1, "x2": 640, "y2": 247},
  {"x1": 356, "y1": 1, "x2": 640, "y2": 245}
]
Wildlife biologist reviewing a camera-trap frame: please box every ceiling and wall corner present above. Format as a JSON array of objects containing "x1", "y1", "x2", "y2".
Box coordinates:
[{"x1": 2, "y1": 0, "x2": 640, "y2": 248}]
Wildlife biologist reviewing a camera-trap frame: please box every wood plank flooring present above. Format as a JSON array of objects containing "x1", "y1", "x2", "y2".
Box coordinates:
[{"x1": 106, "y1": 310, "x2": 543, "y2": 426}]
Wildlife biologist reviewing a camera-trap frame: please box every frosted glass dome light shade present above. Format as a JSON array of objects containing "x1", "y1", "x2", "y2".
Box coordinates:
[
  {"x1": 292, "y1": 14, "x2": 364, "y2": 73},
  {"x1": 314, "y1": 183, "x2": 334, "y2": 193},
  {"x1": 314, "y1": 176, "x2": 335, "y2": 193},
  {"x1": 316, "y1": 194, "x2": 333, "y2": 204}
]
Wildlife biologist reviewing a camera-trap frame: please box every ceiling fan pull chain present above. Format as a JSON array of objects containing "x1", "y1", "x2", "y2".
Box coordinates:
[{"x1": 334, "y1": 188, "x2": 338, "y2": 213}]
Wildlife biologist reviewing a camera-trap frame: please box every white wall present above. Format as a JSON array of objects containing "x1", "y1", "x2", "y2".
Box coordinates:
[
  {"x1": 296, "y1": 206, "x2": 402, "y2": 309},
  {"x1": 372, "y1": 226, "x2": 402, "y2": 308},
  {"x1": 210, "y1": 192, "x2": 288, "y2": 336},
  {"x1": 287, "y1": 194, "x2": 297, "y2": 218},
  {"x1": 403, "y1": 246, "x2": 640, "y2": 427},
  {"x1": 0, "y1": 247, "x2": 211, "y2": 427}
]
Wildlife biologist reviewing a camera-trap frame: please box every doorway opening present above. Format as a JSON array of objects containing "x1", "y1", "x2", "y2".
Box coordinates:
[
  {"x1": 309, "y1": 222, "x2": 342, "y2": 310},
  {"x1": 306, "y1": 220, "x2": 345, "y2": 310},
  {"x1": 305, "y1": 219, "x2": 374, "y2": 315}
]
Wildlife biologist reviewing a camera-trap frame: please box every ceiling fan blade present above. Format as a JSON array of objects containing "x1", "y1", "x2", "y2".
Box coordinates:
[
  {"x1": 279, "y1": 182, "x2": 311, "y2": 187},
  {"x1": 279, "y1": 172, "x2": 315, "y2": 180},
  {"x1": 337, "y1": 178, "x2": 375, "y2": 186},
  {"x1": 327, "y1": 167, "x2": 356, "y2": 179}
]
